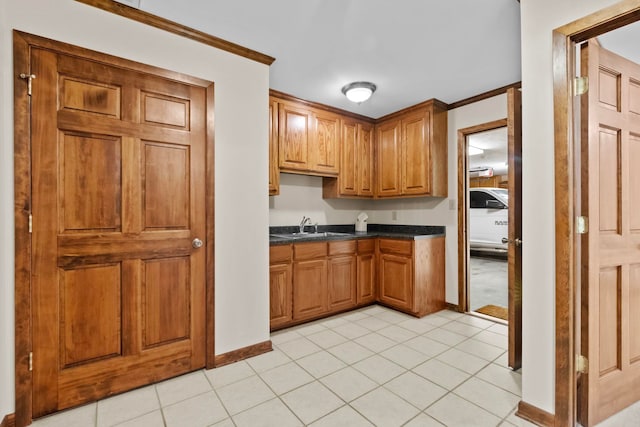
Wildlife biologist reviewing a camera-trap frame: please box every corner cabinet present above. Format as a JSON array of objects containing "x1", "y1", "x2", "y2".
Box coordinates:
[
  {"x1": 375, "y1": 100, "x2": 448, "y2": 198},
  {"x1": 377, "y1": 237, "x2": 446, "y2": 317}
]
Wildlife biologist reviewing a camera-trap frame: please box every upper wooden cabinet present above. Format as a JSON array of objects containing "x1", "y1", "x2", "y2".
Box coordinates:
[
  {"x1": 276, "y1": 98, "x2": 340, "y2": 177},
  {"x1": 323, "y1": 118, "x2": 375, "y2": 198},
  {"x1": 268, "y1": 97, "x2": 280, "y2": 195},
  {"x1": 375, "y1": 100, "x2": 448, "y2": 198}
]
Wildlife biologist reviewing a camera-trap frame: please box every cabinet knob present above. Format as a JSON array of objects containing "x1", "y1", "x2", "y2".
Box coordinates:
[{"x1": 192, "y1": 238, "x2": 204, "y2": 249}]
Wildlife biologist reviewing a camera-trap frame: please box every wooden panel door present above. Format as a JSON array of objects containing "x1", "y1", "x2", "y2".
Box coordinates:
[
  {"x1": 507, "y1": 87, "x2": 523, "y2": 370},
  {"x1": 578, "y1": 40, "x2": 640, "y2": 426},
  {"x1": 378, "y1": 253, "x2": 413, "y2": 311},
  {"x1": 269, "y1": 97, "x2": 280, "y2": 195},
  {"x1": 328, "y1": 255, "x2": 357, "y2": 311},
  {"x1": 310, "y1": 110, "x2": 340, "y2": 175},
  {"x1": 357, "y1": 123, "x2": 375, "y2": 196},
  {"x1": 401, "y1": 109, "x2": 431, "y2": 195},
  {"x1": 278, "y1": 101, "x2": 312, "y2": 172},
  {"x1": 376, "y1": 119, "x2": 401, "y2": 196},
  {"x1": 292, "y1": 259, "x2": 328, "y2": 320},
  {"x1": 30, "y1": 47, "x2": 207, "y2": 416}
]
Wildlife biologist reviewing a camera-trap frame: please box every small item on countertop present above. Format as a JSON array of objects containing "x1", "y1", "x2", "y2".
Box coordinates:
[{"x1": 355, "y1": 212, "x2": 368, "y2": 233}]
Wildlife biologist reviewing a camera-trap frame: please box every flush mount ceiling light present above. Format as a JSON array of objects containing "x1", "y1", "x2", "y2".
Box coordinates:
[{"x1": 341, "y1": 81, "x2": 377, "y2": 103}]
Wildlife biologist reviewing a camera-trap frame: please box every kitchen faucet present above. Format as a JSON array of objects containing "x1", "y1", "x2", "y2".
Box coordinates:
[{"x1": 299, "y1": 216, "x2": 311, "y2": 233}]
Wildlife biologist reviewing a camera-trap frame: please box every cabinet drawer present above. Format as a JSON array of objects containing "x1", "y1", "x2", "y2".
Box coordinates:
[
  {"x1": 294, "y1": 242, "x2": 327, "y2": 260},
  {"x1": 378, "y1": 238, "x2": 413, "y2": 256},
  {"x1": 328, "y1": 240, "x2": 357, "y2": 256},
  {"x1": 270, "y1": 244, "x2": 292, "y2": 263},
  {"x1": 357, "y1": 239, "x2": 375, "y2": 254}
]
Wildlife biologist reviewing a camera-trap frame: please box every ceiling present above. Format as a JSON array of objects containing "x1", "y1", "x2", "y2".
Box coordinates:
[{"x1": 133, "y1": 0, "x2": 522, "y2": 119}]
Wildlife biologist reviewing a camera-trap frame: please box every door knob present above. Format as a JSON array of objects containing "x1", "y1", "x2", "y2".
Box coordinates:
[
  {"x1": 502, "y1": 237, "x2": 523, "y2": 247},
  {"x1": 192, "y1": 238, "x2": 203, "y2": 249}
]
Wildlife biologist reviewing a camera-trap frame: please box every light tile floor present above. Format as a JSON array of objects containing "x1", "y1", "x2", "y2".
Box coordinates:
[{"x1": 30, "y1": 305, "x2": 638, "y2": 426}]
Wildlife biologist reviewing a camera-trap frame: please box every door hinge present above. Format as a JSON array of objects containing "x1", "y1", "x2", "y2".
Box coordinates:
[
  {"x1": 573, "y1": 76, "x2": 588, "y2": 96},
  {"x1": 576, "y1": 354, "x2": 588, "y2": 374},
  {"x1": 29, "y1": 352, "x2": 33, "y2": 371},
  {"x1": 576, "y1": 216, "x2": 588, "y2": 234},
  {"x1": 19, "y1": 73, "x2": 36, "y2": 96},
  {"x1": 28, "y1": 214, "x2": 32, "y2": 233}
]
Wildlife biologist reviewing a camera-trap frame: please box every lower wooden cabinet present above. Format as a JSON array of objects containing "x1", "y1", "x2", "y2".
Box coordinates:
[
  {"x1": 357, "y1": 239, "x2": 376, "y2": 304},
  {"x1": 328, "y1": 240, "x2": 357, "y2": 311},
  {"x1": 292, "y1": 242, "x2": 328, "y2": 321},
  {"x1": 269, "y1": 235, "x2": 444, "y2": 330},
  {"x1": 269, "y1": 245, "x2": 292, "y2": 328},
  {"x1": 377, "y1": 237, "x2": 446, "y2": 316}
]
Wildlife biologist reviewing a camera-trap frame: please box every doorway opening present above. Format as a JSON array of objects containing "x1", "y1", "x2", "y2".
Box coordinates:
[{"x1": 467, "y1": 127, "x2": 509, "y2": 321}]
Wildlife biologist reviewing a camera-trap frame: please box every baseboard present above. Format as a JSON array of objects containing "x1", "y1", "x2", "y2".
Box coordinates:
[
  {"x1": 517, "y1": 401, "x2": 555, "y2": 427},
  {"x1": 1, "y1": 413, "x2": 15, "y2": 427},
  {"x1": 214, "y1": 340, "x2": 272, "y2": 367},
  {"x1": 445, "y1": 302, "x2": 462, "y2": 312}
]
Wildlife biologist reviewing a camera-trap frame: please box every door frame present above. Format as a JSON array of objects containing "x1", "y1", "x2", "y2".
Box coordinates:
[
  {"x1": 457, "y1": 118, "x2": 508, "y2": 312},
  {"x1": 552, "y1": 2, "x2": 640, "y2": 426},
  {"x1": 13, "y1": 31, "x2": 216, "y2": 427}
]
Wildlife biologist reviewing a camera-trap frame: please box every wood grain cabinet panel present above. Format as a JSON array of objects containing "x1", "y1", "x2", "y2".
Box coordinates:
[
  {"x1": 269, "y1": 245, "x2": 292, "y2": 328},
  {"x1": 323, "y1": 118, "x2": 375, "y2": 198},
  {"x1": 374, "y1": 100, "x2": 448, "y2": 198},
  {"x1": 293, "y1": 258, "x2": 328, "y2": 321},
  {"x1": 278, "y1": 101, "x2": 312, "y2": 172},
  {"x1": 357, "y1": 239, "x2": 376, "y2": 304},
  {"x1": 310, "y1": 110, "x2": 340, "y2": 175},
  {"x1": 377, "y1": 237, "x2": 445, "y2": 316},
  {"x1": 328, "y1": 240, "x2": 357, "y2": 311}
]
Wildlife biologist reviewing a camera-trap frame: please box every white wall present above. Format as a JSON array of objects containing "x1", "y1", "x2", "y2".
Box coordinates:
[
  {"x1": 269, "y1": 94, "x2": 508, "y2": 305},
  {"x1": 519, "y1": 0, "x2": 619, "y2": 413},
  {"x1": 0, "y1": 0, "x2": 270, "y2": 418}
]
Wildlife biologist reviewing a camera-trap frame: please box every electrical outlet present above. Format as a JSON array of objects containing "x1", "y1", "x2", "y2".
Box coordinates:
[{"x1": 392, "y1": 211, "x2": 397, "y2": 220}]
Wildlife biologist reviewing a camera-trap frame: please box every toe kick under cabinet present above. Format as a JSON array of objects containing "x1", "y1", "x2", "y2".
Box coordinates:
[{"x1": 269, "y1": 236, "x2": 445, "y2": 330}]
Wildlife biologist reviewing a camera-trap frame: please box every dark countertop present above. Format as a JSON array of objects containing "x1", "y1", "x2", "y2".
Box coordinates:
[{"x1": 269, "y1": 224, "x2": 445, "y2": 245}]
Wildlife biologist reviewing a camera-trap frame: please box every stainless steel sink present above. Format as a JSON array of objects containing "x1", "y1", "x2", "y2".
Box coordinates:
[{"x1": 270, "y1": 232, "x2": 351, "y2": 240}]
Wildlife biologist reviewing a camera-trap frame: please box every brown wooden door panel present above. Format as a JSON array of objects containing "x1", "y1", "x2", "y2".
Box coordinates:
[
  {"x1": 328, "y1": 255, "x2": 357, "y2": 311},
  {"x1": 270, "y1": 263, "x2": 293, "y2": 328},
  {"x1": 357, "y1": 123, "x2": 375, "y2": 196},
  {"x1": 292, "y1": 259, "x2": 328, "y2": 320},
  {"x1": 376, "y1": 120, "x2": 401, "y2": 196},
  {"x1": 401, "y1": 109, "x2": 430, "y2": 194},
  {"x1": 340, "y1": 120, "x2": 358, "y2": 195},
  {"x1": 311, "y1": 111, "x2": 340, "y2": 174},
  {"x1": 579, "y1": 40, "x2": 640, "y2": 426},
  {"x1": 357, "y1": 253, "x2": 376, "y2": 304},
  {"x1": 378, "y1": 253, "x2": 413, "y2": 311},
  {"x1": 31, "y1": 46, "x2": 207, "y2": 416},
  {"x1": 278, "y1": 102, "x2": 312, "y2": 171}
]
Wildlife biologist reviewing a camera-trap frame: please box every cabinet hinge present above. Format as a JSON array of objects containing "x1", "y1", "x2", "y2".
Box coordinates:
[
  {"x1": 573, "y1": 76, "x2": 588, "y2": 96},
  {"x1": 576, "y1": 354, "x2": 588, "y2": 374},
  {"x1": 29, "y1": 352, "x2": 33, "y2": 371},
  {"x1": 29, "y1": 214, "x2": 32, "y2": 233},
  {"x1": 576, "y1": 216, "x2": 588, "y2": 234},
  {"x1": 19, "y1": 73, "x2": 36, "y2": 96}
]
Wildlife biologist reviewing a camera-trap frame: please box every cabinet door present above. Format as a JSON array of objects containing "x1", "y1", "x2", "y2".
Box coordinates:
[
  {"x1": 357, "y1": 123, "x2": 375, "y2": 196},
  {"x1": 378, "y1": 253, "x2": 413, "y2": 311},
  {"x1": 376, "y1": 119, "x2": 401, "y2": 196},
  {"x1": 269, "y1": 263, "x2": 292, "y2": 328},
  {"x1": 310, "y1": 110, "x2": 340, "y2": 175},
  {"x1": 339, "y1": 120, "x2": 358, "y2": 195},
  {"x1": 278, "y1": 102, "x2": 312, "y2": 171},
  {"x1": 357, "y1": 252, "x2": 376, "y2": 304},
  {"x1": 401, "y1": 109, "x2": 431, "y2": 195},
  {"x1": 293, "y1": 259, "x2": 328, "y2": 320},
  {"x1": 268, "y1": 98, "x2": 280, "y2": 195},
  {"x1": 328, "y1": 254, "x2": 357, "y2": 311}
]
